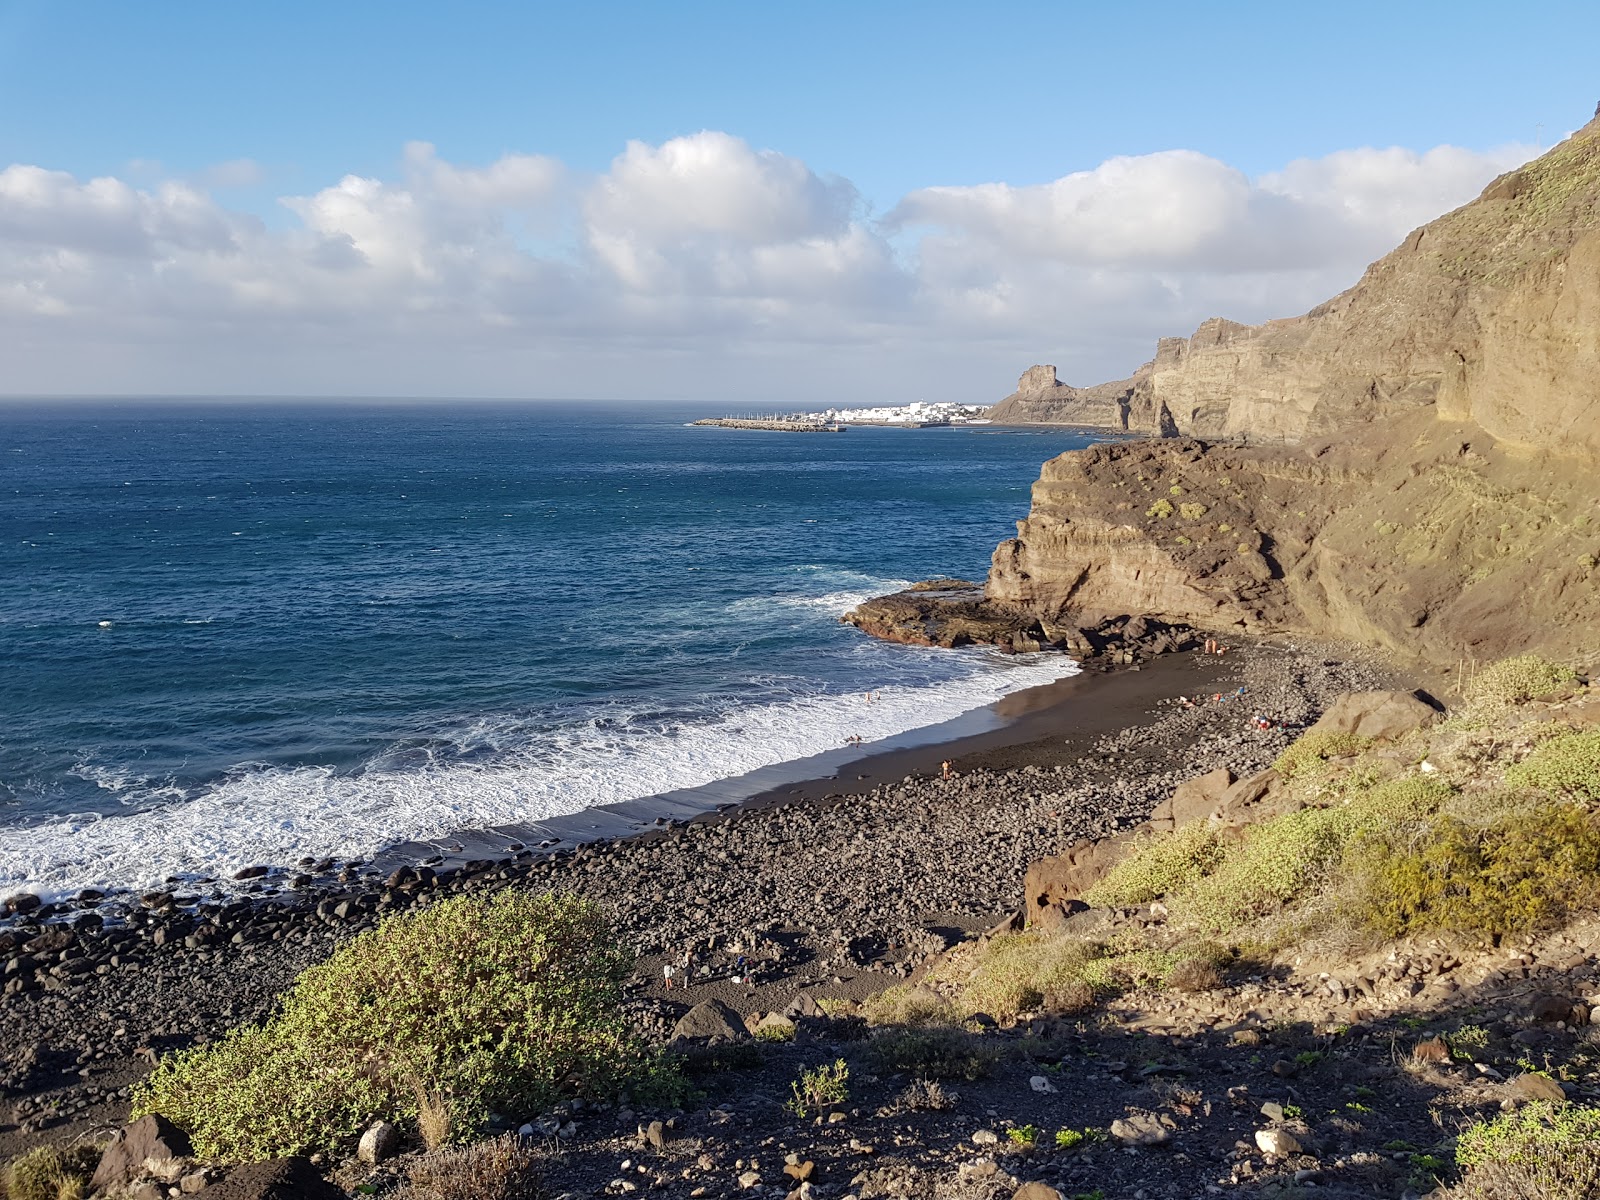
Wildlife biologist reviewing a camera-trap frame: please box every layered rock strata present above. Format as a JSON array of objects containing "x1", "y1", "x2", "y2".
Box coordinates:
[
  {"x1": 996, "y1": 109, "x2": 1600, "y2": 452},
  {"x1": 873, "y1": 112, "x2": 1600, "y2": 668}
]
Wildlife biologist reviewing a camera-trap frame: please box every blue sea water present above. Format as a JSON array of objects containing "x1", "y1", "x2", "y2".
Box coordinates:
[{"x1": 0, "y1": 401, "x2": 1103, "y2": 897}]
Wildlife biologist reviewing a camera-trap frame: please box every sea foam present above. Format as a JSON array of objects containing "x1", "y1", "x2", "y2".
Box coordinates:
[{"x1": 0, "y1": 646, "x2": 1076, "y2": 900}]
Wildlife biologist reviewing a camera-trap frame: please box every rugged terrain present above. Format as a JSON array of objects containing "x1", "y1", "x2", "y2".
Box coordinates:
[
  {"x1": 857, "y1": 111, "x2": 1600, "y2": 670},
  {"x1": 992, "y1": 108, "x2": 1600, "y2": 450}
]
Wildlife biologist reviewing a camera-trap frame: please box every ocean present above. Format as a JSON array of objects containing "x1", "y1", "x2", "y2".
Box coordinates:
[{"x1": 0, "y1": 401, "x2": 1103, "y2": 898}]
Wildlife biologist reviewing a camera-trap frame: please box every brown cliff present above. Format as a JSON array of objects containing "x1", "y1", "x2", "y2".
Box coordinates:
[
  {"x1": 986, "y1": 364, "x2": 1142, "y2": 429},
  {"x1": 1004, "y1": 111, "x2": 1600, "y2": 453},
  {"x1": 854, "y1": 113, "x2": 1600, "y2": 669}
]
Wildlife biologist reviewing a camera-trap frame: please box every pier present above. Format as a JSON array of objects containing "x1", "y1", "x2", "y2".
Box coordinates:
[{"x1": 692, "y1": 418, "x2": 846, "y2": 433}]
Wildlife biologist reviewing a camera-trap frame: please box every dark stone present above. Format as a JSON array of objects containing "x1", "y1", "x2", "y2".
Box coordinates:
[
  {"x1": 669, "y1": 998, "x2": 751, "y2": 1047},
  {"x1": 2, "y1": 892, "x2": 42, "y2": 916},
  {"x1": 203, "y1": 1157, "x2": 345, "y2": 1200},
  {"x1": 92, "y1": 1114, "x2": 194, "y2": 1192},
  {"x1": 233, "y1": 865, "x2": 270, "y2": 881}
]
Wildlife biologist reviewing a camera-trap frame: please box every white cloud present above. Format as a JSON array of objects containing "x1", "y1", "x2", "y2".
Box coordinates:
[{"x1": 0, "y1": 133, "x2": 1536, "y2": 399}]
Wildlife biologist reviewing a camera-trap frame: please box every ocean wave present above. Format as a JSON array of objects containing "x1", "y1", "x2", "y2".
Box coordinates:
[{"x1": 0, "y1": 652, "x2": 1079, "y2": 899}]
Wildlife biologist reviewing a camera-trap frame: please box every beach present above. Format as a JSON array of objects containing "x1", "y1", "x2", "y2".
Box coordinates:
[{"x1": 0, "y1": 637, "x2": 1397, "y2": 1167}]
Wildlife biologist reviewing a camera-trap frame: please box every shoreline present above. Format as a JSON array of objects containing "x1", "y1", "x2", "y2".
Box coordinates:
[
  {"x1": 0, "y1": 641, "x2": 1355, "y2": 922},
  {"x1": 0, "y1": 637, "x2": 1399, "y2": 1159}
]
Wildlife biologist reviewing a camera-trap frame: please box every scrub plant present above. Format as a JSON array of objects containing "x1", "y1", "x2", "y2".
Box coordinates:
[{"x1": 135, "y1": 891, "x2": 668, "y2": 1160}]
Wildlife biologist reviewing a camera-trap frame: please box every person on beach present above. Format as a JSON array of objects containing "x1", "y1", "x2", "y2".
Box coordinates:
[
  {"x1": 941, "y1": 759, "x2": 954, "y2": 780},
  {"x1": 663, "y1": 963, "x2": 675, "y2": 990},
  {"x1": 1204, "y1": 637, "x2": 1218, "y2": 655}
]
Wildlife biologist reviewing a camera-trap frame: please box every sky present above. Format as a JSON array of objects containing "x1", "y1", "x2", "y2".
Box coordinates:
[{"x1": 1, "y1": 0, "x2": 1596, "y2": 403}]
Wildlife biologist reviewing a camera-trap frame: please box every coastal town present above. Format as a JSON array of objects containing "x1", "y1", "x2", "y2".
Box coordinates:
[{"x1": 693, "y1": 400, "x2": 992, "y2": 432}]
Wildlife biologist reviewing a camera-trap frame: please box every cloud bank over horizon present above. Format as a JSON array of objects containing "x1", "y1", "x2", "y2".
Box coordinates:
[{"x1": 0, "y1": 131, "x2": 1534, "y2": 403}]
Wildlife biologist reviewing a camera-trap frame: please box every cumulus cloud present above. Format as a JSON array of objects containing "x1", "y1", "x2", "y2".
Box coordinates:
[{"x1": 0, "y1": 131, "x2": 1536, "y2": 398}]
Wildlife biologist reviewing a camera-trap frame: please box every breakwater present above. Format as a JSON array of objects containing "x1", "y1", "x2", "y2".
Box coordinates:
[{"x1": 691, "y1": 418, "x2": 845, "y2": 432}]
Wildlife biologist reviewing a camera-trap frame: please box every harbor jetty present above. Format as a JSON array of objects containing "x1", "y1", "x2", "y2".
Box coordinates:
[{"x1": 692, "y1": 417, "x2": 845, "y2": 432}]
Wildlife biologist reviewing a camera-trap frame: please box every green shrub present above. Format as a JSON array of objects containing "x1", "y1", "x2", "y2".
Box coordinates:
[
  {"x1": 1465, "y1": 655, "x2": 1578, "y2": 708},
  {"x1": 134, "y1": 891, "x2": 660, "y2": 1160},
  {"x1": 1506, "y1": 731, "x2": 1600, "y2": 802},
  {"x1": 860, "y1": 984, "x2": 959, "y2": 1028},
  {"x1": 951, "y1": 933, "x2": 1110, "y2": 1021},
  {"x1": 3, "y1": 1146, "x2": 101, "y2": 1200},
  {"x1": 1349, "y1": 805, "x2": 1600, "y2": 938},
  {"x1": 1008, "y1": 1124, "x2": 1040, "y2": 1146},
  {"x1": 869, "y1": 1027, "x2": 996, "y2": 1080},
  {"x1": 394, "y1": 1134, "x2": 544, "y2": 1200},
  {"x1": 1146, "y1": 498, "x2": 1175, "y2": 519},
  {"x1": 1449, "y1": 1102, "x2": 1600, "y2": 1199},
  {"x1": 1084, "y1": 822, "x2": 1227, "y2": 907},
  {"x1": 1181, "y1": 807, "x2": 1351, "y2": 930},
  {"x1": 786, "y1": 1059, "x2": 849, "y2": 1118},
  {"x1": 1077, "y1": 948, "x2": 1179, "y2": 991},
  {"x1": 1178, "y1": 502, "x2": 1208, "y2": 520},
  {"x1": 1274, "y1": 731, "x2": 1373, "y2": 780}
]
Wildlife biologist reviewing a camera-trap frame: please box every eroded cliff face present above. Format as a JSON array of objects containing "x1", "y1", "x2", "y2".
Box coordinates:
[
  {"x1": 960, "y1": 116, "x2": 1600, "y2": 667},
  {"x1": 986, "y1": 364, "x2": 1143, "y2": 429},
  {"x1": 998, "y1": 114, "x2": 1600, "y2": 454},
  {"x1": 984, "y1": 415, "x2": 1600, "y2": 666}
]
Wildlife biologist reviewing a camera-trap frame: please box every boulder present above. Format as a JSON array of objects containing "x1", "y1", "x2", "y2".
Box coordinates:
[
  {"x1": 357, "y1": 1120, "x2": 400, "y2": 1164},
  {"x1": 1255, "y1": 1127, "x2": 1303, "y2": 1156},
  {"x1": 1509, "y1": 1072, "x2": 1566, "y2": 1102},
  {"x1": 1307, "y1": 690, "x2": 1439, "y2": 742},
  {"x1": 669, "y1": 998, "x2": 751, "y2": 1047},
  {"x1": 202, "y1": 1158, "x2": 345, "y2": 1200},
  {"x1": 1022, "y1": 836, "x2": 1130, "y2": 926},
  {"x1": 91, "y1": 1114, "x2": 194, "y2": 1192},
  {"x1": 1211, "y1": 768, "x2": 1302, "y2": 833},
  {"x1": 1150, "y1": 767, "x2": 1234, "y2": 830},
  {"x1": 1013, "y1": 1185, "x2": 1064, "y2": 1200},
  {"x1": 755, "y1": 1012, "x2": 797, "y2": 1040},
  {"x1": 1110, "y1": 1112, "x2": 1171, "y2": 1147},
  {"x1": 784, "y1": 992, "x2": 823, "y2": 1019}
]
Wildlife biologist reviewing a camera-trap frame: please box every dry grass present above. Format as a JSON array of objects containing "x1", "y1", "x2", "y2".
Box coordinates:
[{"x1": 394, "y1": 1135, "x2": 544, "y2": 1200}]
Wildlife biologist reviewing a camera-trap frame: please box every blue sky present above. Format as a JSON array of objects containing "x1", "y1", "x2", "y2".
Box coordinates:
[{"x1": 1, "y1": 0, "x2": 1595, "y2": 400}]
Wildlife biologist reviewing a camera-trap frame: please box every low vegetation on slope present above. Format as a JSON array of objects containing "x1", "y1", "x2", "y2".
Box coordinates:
[
  {"x1": 133, "y1": 891, "x2": 683, "y2": 1160},
  {"x1": 868, "y1": 654, "x2": 1600, "y2": 1194}
]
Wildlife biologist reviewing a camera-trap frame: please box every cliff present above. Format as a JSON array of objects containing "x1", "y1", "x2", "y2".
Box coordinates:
[
  {"x1": 852, "y1": 112, "x2": 1600, "y2": 669},
  {"x1": 986, "y1": 364, "x2": 1142, "y2": 428},
  {"x1": 1003, "y1": 109, "x2": 1600, "y2": 452}
]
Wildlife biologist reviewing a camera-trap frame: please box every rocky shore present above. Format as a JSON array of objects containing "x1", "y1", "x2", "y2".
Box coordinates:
[{"x1": 0, "y1": 641, "x2": 1395, "y2": 1184}]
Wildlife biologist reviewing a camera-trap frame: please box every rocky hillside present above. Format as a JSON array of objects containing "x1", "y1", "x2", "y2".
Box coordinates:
[
  {"x1": 996, "y1": 107, "x2": 1600, "y2": 452},
  {"x1": 871, "y1": 111, "x2": 1600, "y2": 668},
  {"x1": 985, "y1": 365, "x2": 1144, "y2": 429}
]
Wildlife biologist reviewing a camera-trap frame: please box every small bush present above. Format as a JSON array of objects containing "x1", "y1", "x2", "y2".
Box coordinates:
[
  {"x1": 3, "y1": 1146, "x2": 101, "y2": 1200},
  {"x1": 954, "y1": 933, "x2": 1109, "y2": 1021},
  {"x1": 870, "y1": 1027, "x2": 996, "y2": 1081},
  {"x1": 1178, "y1": 502, "x2": 1208, "y2": 520},
  {"x1": 1465, "y1": 655, "x2": 1578, "y2": 709},
  {"x1": 1506, "y1": 731, "x2": 1600, "y2": 802},
  {"x1": 860, "y1": 985, "x2": 959, "y2": 1028},
  {"x1": 1181, "y1": 807, "x2": 1350, "y2": 930},
  {"x1": 395, "y1": 1134, "x2": 544, "y2": 1200},
  {"x1": 1448, "y1": 1102, "x2": 1600, "y2": 1199},
  {"x1": 1274, "y1": 731, "x2": 1373, "y2": 780},
  {"x1": 1348, "y1": 805, "x2": 1600, "y2": 938},
  {"x1": 1166, "y1": 957, "x2": 1223, "y2": 992},
  {"x1": 1078, "y1": 948, "x2": 1178, "y2": 991},
  {"x1": 786, "y1": 1059, "x2": 849, "y2": 1119},
  {"x1": 1146, "y1": 498, "x2": 1175, "y2": 519},
  {"x1": 134, "y1": 891, "x2": 662, "y2": 1160},
  {"x1": 1084, "y1": 822, "x2": 1227, "y2": 907},
  {"x1": 895, "y1": 1078, "x2": 957, "y2": 1111},
  {"x1": 1008, "y1": 1123, "x2": 1040, "y2": 1146},
  {"x1": 1054, "y1": 1127, "x2": 1105, "y2": 1151}
]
